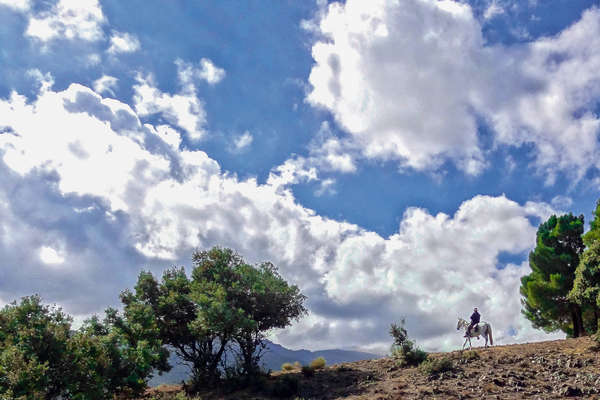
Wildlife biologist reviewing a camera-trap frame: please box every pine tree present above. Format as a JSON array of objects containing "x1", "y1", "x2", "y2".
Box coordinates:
[{"x1": 520, "y1": 214, "x2": 586, "y2": 337}]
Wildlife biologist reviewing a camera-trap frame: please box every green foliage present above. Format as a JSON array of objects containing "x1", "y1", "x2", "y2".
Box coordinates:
[
  {"x1": 121, "y1": 247, "x2": 307, "y2": 392},
  {"x1": 520, "y1": 213, "x2": 587, "y2": 337},
  {"x1": 569, "y1": 240, "x2": 600, "y2": 332},
  {"x1": 309, "y1": 356, "x2": 326, "y2": 370},
  {"x1": 269, "y1": 374, "x2": 299, "y2": 398},
  {"x1": 301, "y1": 366, "x2": 315, "y2": 378},
  {"x1": 65, "y1": 313, "x2": 170, "y2": 398},
  {"x1": 293, "y1": 361, "x2": 301, "y2": 369},
  {"x1": 282, "y1": 363, "x2": 294, "y2": 371},
  {"x1": 389, "y1": 320, "x2": 428, "y2": 367},
  {"x1": 584, "y1": 200, "x2": 600, "y2": 247},
  {"x1": 0, "y1": 295, "x2": 167, "y2": 399},
  {"x1": 0, "y1": 295, "x2": 71, "y2": 399},
  {"x1": 418, "y1": 357, "x2": 454, "y2": 376},
  {"x1": 461, "y1": 350, "x2": 480, "y2": 361}
]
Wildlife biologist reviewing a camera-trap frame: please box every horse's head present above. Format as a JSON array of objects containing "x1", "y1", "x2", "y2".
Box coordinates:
[{"x1": 456, "y1": 317, "x2": 465, "y2": 330}]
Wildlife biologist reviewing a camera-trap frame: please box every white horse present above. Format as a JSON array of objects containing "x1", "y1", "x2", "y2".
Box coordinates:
[{"x1": 457, "y1": 317, "x2": 493, "y2": 350}]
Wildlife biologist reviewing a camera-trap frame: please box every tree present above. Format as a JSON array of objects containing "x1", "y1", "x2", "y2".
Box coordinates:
[
  {"x1": 0, "y1": 295, "x2": 168, "y2": 399},
  {"x1": 222, "y1": 260, "x2": 307, "y2": 380},
  {"x1": 569, "y1": 240, "x2": 600, "y2": 333},
  {"x1": 121, "y1": 247, "x2": 307, "y2": 391},
  {"x1": 583, "y1": 199, "x2": 600, "y2": 247},
  {"x1": 0, "y1": 295, "x2": 71, "y2": 399},
  {"x1": 520, "y1": 214, "x2": 586, "y2": 337},
  {"x1": 64, "y1": 309, "x2": 170, "y2": 398}
]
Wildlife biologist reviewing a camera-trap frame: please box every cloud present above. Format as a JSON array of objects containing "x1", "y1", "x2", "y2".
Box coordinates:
[
  {"x1": 93, "y1": 75, "x2": 118, "y2": 96},
  {"x1": 39, "y1": 246, "x2": 65, "y2": 265},
  {"x1": 107, "y1": 31, "x2": 141, "y2": 54},
  {"x1": 133, "y1": 63, "x2": 207, "y2": 140},
  {"x1": 305, "y1": 1, "x2": 600, "y2": 181},
  {"x1": 197, "y1": 58, "x2": 226, "y2": 85},
  {"x1": 230, "y1": 131, "x2": 253, "y2": 153},
  {"x1": 483, "y1": 1, "x2": 505, "y2": 20},
  {"x1": 265, "y1": 121, "x2": 357, "y2": 195},
  {"x1": 550, "y1": 195, "x2": 573, "y2": 211},
  {"x1": 0, "y1": 77, "x2": 562, "y2": 353},
  {"x1": 25, "y1": 0, "x2": 105, "y2": 42},
  {"x1": 0, "y1": 0, "x2": 30, "y2": 11},
  {"x1": 175, "y1": 58, "x2": 226, "y2": 86}
]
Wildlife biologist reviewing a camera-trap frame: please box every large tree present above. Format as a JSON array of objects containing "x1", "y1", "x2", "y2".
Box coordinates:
[
  {"x1": 0, "y1": 295, "x2": 167, "y2": 399},
  {"x1": 583, "y1": 199, "x2": 600, "y2": 247},
  {"x1": 569, "y1": 240, "x2": 600, "y2": 333},
  {"x1": 222, "y1": 260, "x2": 307, "y2": 380},
  {"x1": 520, "y1": 214, "x2": 586, "y2": 337},
  {"x1": 121, "y1": 247, "x2": 306, "y2": 391}
]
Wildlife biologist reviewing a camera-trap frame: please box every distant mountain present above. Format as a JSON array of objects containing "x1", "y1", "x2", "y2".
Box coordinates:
[{"x1": 149, "y1": 340, "x2": 381, "y2": 386}]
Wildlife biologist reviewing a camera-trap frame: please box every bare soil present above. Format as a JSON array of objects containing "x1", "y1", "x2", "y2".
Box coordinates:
[{"x1": 144, "y1": 336, "x2": 600, "y2": 399}]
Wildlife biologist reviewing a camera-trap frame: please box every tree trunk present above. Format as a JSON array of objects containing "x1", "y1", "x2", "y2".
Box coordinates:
[
  {"x1": 571, "y1": 305, "x2": 580, "y2": 337},
  {"x1": 570, "y1": 304, "x2": 585, "y2": 337}
]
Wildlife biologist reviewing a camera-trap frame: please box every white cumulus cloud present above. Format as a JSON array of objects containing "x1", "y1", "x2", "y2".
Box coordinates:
[
  {"x1": 93, "y1": 75, "x2": 118, "y2": 96},
  {"x1": 230, "y1": 131, "x2": 253, "y2": 153},
  {"x1": 25, "y1": 0, "x2": 105, "y2": 42},
  {"x1": 133, "y1": 62, "x2": 207, "y2": 140},
  {"x1": 107, "y1": 31, "x2": 141, "y2": 54},
  {"x1": 0, "y1": 0, "x2": 30, "y2": 11},
  {"x1": 0, "y1": 77, "x2": 563, "y2": 352},
  {"x1": 306, "y1": 1, "x2": 600, "y2": 181}
]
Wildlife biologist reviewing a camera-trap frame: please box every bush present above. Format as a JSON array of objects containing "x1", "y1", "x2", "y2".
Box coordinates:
[
  {"x1": 462, "y1": 350, "x2": 480, "y2": 361},
  {"x1": 282, "y1": 362, "x2": 294, "y2": 371},
  {"x1": 301, "y1": 366, "x2": 315, "y2": 378},
  {"x1": 309, "y1": 356, "x2": 326, "y2": 370},
  {"x1": 418, "y1": 357, "x2": 454, "y2": 376},
  {"x1": 293, "y1": 361, "x2": 302, "y2": 369},
  {"x1": 389, "y1": 320, "x2": 428, "y2": 367},
  {"x1": 269, "y1": 374, "x2": 299, "y2": 398}
]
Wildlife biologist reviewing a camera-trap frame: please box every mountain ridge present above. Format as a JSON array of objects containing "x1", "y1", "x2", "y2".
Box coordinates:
[{"x1": 149, "y1": 340, "x2": 380, "y2": 386}]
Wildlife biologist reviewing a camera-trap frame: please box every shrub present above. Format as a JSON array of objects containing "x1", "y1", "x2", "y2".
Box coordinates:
[
  {"x1": 293, "y1": 361, "x2": 302, "y2": 369},
  {"x1": 309, "y1": 356, "x2": 326, "y2": 370},
  {"x1": 301, "y1": 366, "x2": 315, "y2": 378},
  {"x1": 270, "y1": 374, "x2": 299, "y2": 398},
  {"x1": 462, "y1": 350, "x2": 480, "y2": 361},
  {"x1": 418, "y1": 357, "x2": 454, "y2": 376},
  {"x1": 389, "y1": 319, "x2": 428, "y2": 367},
  {"x1": 282, "y1": 362, "x2": 294, "y2": 371}
]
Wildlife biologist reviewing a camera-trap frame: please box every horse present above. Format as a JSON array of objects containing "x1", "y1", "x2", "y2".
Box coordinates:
[{"x1": 456, "y1": 317, "x2": 493, "y2": 350}]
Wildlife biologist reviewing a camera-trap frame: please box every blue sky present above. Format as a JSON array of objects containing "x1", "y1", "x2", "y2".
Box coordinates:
[{"x1": 1, "y1": 0, "x2": 600, "y2": 353}]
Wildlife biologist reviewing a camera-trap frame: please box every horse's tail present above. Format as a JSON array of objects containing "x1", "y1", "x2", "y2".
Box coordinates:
[{"x1": 487, "y1": 324, "x2": 493, "y2": 346}]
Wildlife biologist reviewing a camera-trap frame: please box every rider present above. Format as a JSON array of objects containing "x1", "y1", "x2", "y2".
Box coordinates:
[{"x1": 465, "y1": 307, "x2": 480, "y2": 338}]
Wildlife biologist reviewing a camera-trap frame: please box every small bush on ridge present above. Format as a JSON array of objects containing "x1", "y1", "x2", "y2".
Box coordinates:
[
  {"x1": 462, "y1": 350, "x2": 480, "y2": 361},
  {"x1": 418, "y1": 357, "x2": 454, "y2": 375},
  {"x1": 309, "y1": 356, "x2": 326, "y2": 369},
  {"x1": 389, "y1": 319, "x2": 428, "y2": 367},
  {"x1": 282, "y1": 362, "x2": 294, "y2": 371}
]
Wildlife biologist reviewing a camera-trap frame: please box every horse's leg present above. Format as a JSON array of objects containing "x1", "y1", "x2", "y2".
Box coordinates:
[
  {"x1": 468, "y1": 337, "x2": 472, "y2": 350},
  {"x1": 463, "y1": 337, "x2": 468, "y2": 350}
]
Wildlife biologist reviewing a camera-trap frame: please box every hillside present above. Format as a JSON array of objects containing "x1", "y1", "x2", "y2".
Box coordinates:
[{"x1": 146, "y1": 336, "x2": 600, "y2": 399}]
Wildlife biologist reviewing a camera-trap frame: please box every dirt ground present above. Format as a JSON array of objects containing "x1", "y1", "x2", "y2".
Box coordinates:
[{"x1": 145, "y1": 336, "x2": 600, "y2": 399}]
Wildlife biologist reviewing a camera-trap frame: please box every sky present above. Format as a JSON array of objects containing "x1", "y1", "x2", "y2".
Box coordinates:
[{"x1": 1, "y1": 0, "x2": 600, "y2": 354}]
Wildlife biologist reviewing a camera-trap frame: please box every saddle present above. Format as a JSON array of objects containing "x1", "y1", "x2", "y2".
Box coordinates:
[{"x1": 464, "y1": 322, "x2": 479, "y2": 338}]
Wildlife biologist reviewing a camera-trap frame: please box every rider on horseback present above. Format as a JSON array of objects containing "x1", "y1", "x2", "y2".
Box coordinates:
[{"x1": 465, "y1": 307, "x2": 480, "y2": 338}]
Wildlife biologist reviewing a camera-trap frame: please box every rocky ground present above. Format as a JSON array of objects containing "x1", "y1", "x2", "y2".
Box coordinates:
[{"x1": 145, "y1": 336, "x2": 600, "y2": 399}]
